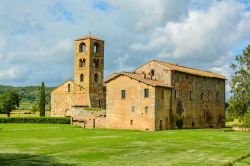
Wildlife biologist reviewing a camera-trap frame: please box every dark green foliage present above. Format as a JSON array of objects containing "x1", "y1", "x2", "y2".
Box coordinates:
[
  {"x1": 0, "y1": 85, "x2": 54, "y2": 109},
  {"x1": 39, "y1": 82, "x2": 46, "y2": 117},
  {"x1": 240, "y1": 110, "x2": 250, "y2": 128},
  {"x1": 228, "y1": 45, "x2": 250, "y2": 121},
  {"x1": 176, "y1": 117, "x2": 183, "y2": 129},
  {"x1": 0, "y1": 117, "x2": 70, "y2": 124},
  {"x1": 0, "y1": 91, "x2": 20, "y2": 117}
]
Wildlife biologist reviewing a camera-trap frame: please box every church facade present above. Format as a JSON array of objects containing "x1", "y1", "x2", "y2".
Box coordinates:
[
  {"x1": 51, "y1": 35, "x2": 226, "y2": 131},
  {"x1": 51, "y1": 36, "x2": 105, "y2": 117}
]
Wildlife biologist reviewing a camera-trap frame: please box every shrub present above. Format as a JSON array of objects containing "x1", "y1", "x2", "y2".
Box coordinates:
[
  {"x1": 176, "y1": 118, "x2": 183, "y2": 129},
  {"x1": 242, "y1": 109, "x2": 250, "y2": 127},
  {"x1": 0, "y1": 117, "x2": 70, "y2": 124}
]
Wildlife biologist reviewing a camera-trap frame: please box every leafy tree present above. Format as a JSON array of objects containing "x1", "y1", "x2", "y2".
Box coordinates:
[
  {"x1": 39, "y1": 82, "x2": 46, "y2": 117},
  {"x1": 0, "y1": 91, "x2": 20, "y2": 117},
  {"x1": 228, "y1": 45, "x2": 250, "y2": 121}
]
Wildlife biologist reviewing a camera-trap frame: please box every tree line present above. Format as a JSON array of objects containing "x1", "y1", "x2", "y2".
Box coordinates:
[
  {"x1": 0, "y1": 82, "x2": 50, "y2": 117},
  {"x1": 0, "y1": 84, "x2": 54, "y2": 106}
]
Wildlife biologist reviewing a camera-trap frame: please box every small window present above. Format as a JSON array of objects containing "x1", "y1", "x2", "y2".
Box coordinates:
[
  {"x1": 142, "y1": 71, "x2": 146, "y2": 79},
  {"x1": 201, "y1": 93, "x2": 204, "y2": 101},
  {"x1": 189, "y1": 91, "x2": 192, "y2": 100},
  {"x1": 151, "y1": 69, "x2": 154, "y2": 76},
  {"x1": 82, "y1": 59, "x2": 86, "y2": 67},
  {"x1": 67, "y1": 84, "x2": 71, "y2": 92},
  {"x1": 80, "y1": 74, "x2": 84, "y2": 82},
  {"x1": 131, "y1": 106, "x2": 135, "y2": 112},
  {"x1": 121, "y1": 90, "x2": 126, "y2": 99},
  {"x1": 93, "y1": 59, "x2": 99, "y2": 68},
  {"x1": 130, "y1": 120, "x2": 133, "y2": 125},
  {"x1": 145, "y1": 106, "x2": 148, "y2": 114},
  {"x1": 94, "y1": 43, "x2": 99, "y2": 53},
  {"x1": 174, "y1": 89, "x2": 177, "y2": 99},
  {"x1": 208, "y1": 91, "x2": 211, "y2": 101},
  {"x1": 79, "y1": 59, "x2": 83, "y2": 67},
  {"x1": 144, "y1": 88, "x2": 149, "y2": 98},
  {"x1": 79, "y1": 59, "x2": 86, "y2": 68},
  {"x1": 216, "y1": 92, "x2": 219, "y2": 101},
  {"x1": 79, "y1": 42, "x2": 86, "y2": 52},
  {"x1": 94, "y1": 73, "x2": 98, "y2": 83}
]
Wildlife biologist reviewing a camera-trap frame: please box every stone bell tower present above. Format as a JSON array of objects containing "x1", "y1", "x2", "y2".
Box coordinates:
[{"x1": 74, "y1": 36, "x2": 105, "y2": 108}]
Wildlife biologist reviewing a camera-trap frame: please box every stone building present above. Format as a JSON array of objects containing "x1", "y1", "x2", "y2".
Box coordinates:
[
  {"x1": 105, "y1": 72, "x2": 172, "y2": 131},
  {"x1": 105, "y1": 60, "x2": 225, "y2": 130},
  {"x1": 51, "y1": 35, "x2": 226, "y2": 131},
  {"x1": 51, "y1": 36, "x2": 106, "y2": 118}
]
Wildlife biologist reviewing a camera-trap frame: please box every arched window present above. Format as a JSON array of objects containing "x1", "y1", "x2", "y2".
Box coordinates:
[
  {"x1": 93, "y1": 43, "x2": 99, "y2": 53},
  {"x1": 80, "y1": 74, "x2": 84, "y2": 82},
  {"x1": 201, "y1": 93, "x2": 204, "y2": 101},
  {"x1": 207, "y1": 90, "x2": 211, "y2": 101},
  {"x1": 94, "y1": 73, "x2": 98, "y2": 83},
  {"x1": 79, "y1": 42, "x2": 86, "y2": 52},
  {"x1": 82, "y1": 59, "x2": 86, "y2": 67},
  {"x1": 79, "y1": 59, "x2": 83, "y2": 67},
  {"x1": 67, "y1": 84, "x2": 71, "y2": 92},
  {"x1": 93, "y1": 59, "x2": 99, "y2": 68},
  {"x1": 79, "y1": 59, "x2": 86, "y2": 68},
  {"x1": 216, "y1": 91, "x2": 219, "y2": 101},
  {"x1": 142, "y1": 71, "x2": 146, "y2": 79}
]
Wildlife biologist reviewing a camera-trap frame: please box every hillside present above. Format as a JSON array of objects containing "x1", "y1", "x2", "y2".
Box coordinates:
[{"x1": 0, "y1": 85, "x2": 55, "y2": 109}]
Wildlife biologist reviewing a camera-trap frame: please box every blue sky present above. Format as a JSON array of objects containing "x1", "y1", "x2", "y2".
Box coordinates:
[{"x1": 0, "y1": 0, "x2": 249, "y2": 100}]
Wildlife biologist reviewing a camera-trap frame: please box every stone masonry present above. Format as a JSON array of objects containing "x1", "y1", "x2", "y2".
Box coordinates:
[{"x1": 51, "y1": 35, "x2": 226, "y2": 131}]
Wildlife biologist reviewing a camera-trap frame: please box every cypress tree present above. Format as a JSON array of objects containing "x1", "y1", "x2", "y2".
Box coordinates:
[{"x1": 39, "y1": 82, "x2": 46, "y2": 117}]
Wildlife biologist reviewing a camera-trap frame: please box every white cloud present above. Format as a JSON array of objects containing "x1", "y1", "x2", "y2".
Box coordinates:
[
  {"x1": 130, "y1": 1, "x2": 250, "y2": 62},
  {"x1": 108, "y1": 0, "x2": 191, "y2": 32},
  {"x1": 0, "y1": 0, "x2": 249, "y2": 97},
  {"x1": 0, "y1": 66, "x2": 29, "y2": 82}
]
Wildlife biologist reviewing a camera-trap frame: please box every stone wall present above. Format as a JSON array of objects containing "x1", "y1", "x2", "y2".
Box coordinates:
[
  {"x1": 155, "y1": 87, "x2": 172, "y2": 130},
  {"x1": 71, "y1": 108, "x2": 106, "y2": 128},
  {"x1": 106, "y1": 75, "x2": 156, "y2": 131},
  {"x1": 170, "y1": 71, "x2": 225, "y2": 128},
  {"x1": 135, "y1": 61, "x2": 171, "y2": 86},
  {"x1": 51, "y1": 80, "x2": 90, "y2": 117},
  {"x1": 74, "y1": 38, "x2": 105, "y2": 108}
]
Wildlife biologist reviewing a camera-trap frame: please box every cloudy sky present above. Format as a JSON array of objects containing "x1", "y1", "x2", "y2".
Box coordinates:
[{"x1": 0, "y1": 0, "x2": 249, "y2": 99}]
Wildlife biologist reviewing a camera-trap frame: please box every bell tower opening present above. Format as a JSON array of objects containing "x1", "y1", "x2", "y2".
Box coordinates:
[{"x1": 79, "y1": 42, "x2": 86, "y2": 52}]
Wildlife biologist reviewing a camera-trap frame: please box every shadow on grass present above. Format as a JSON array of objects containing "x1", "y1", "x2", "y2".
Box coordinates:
[{"x1": 0, "y1": 153, "x2": 76, "y2": 166}]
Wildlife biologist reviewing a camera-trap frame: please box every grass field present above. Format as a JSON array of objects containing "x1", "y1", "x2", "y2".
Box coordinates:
[{"x1": 0, "y1": 124, "x2": 250, "y2": 166}]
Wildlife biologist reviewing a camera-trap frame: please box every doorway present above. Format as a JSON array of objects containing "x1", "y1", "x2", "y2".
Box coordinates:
[
  {"x1": 160, "y1": 120, "x2": 163, "y2": 130},
  {"x1": 93, "y1": 119, "x2": 96, "y2": 128}
]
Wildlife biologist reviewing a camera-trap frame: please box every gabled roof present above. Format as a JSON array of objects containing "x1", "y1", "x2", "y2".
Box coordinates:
[
  {"x1": 52, "y1": 80, "x2": 85, "y2": 92},
  {"x1": 105, "y1": 72, "x2": 172, "y2": 88},
  {"x1": 147, "y1": 60, "x2": 226, "y2": 79},
  {"x1": 75, "y1": 35, "x2": 103, "y2": 41}
]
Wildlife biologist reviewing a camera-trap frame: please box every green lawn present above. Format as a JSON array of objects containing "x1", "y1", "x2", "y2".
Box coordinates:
[{"x1": 0, "y1": 124, "x2": 250, "y2": 166}]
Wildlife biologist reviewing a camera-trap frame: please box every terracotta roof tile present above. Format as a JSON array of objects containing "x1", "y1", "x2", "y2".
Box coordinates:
[
  {"x1": 75, "y1": 35, "x2": 103, "y2": 41},
  {"x1": 105, "y1": 72, "x2": 172, "y2": 88},
  {"x1": 152, "y1": 60, "x2": 226, "y2": 79}
]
